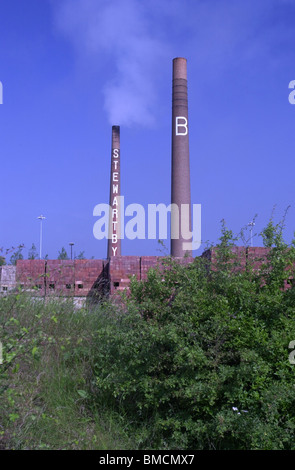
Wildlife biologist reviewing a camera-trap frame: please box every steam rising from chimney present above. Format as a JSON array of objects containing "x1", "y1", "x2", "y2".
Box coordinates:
[{"x1": 56, "y1": 0, "x2": 169, "y2": 127}]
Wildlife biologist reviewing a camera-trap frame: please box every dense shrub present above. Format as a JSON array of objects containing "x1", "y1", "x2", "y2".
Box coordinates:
[{"x1": 91, "y1": 221, "x2": 295, "y2": 449}]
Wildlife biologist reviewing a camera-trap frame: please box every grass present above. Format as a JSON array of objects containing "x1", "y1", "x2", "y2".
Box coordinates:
[{"x1": 0, "y1": 293, "x2": 135, "y2": 450}]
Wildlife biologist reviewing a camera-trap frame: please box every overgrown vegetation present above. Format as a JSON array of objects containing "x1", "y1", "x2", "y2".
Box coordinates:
[
  {"x1": 0, "y1": 296, "x2": 134, "y2": 449},
  {"x1": 1, "y1": 219, "x2": 295, "y2": 449}
]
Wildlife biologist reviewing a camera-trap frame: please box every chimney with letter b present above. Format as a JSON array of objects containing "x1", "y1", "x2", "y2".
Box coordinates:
[{"x1": 171, "y1": 57, "x2": 192, "y2": 257}]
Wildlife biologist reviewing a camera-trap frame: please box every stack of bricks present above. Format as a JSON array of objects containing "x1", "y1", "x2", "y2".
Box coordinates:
[
  {"x1": 15, "y1": 257, "x2": 198, "y2": 298},
  {"x1": 46, "y1": 260, "x2": 75, "y2": 297},
  {"x1": 247, "y1": 247, "x2": 270, "y2": 271},
  {"x1": 16, "y1": 260, "x2": 46, "y2": 293},
  {"x1": 73, "y1": 259, "x2": 106, "y2": 297},
  {"x1": 229, "y1": 247, "x2": 248, "y2": 273},
  {"x1": 109, "y1": 256, "x2": 141, "y2": 294},
  {"x1": 247, "y1": 247, "x2": 294, "y2": 290},
  {"x1": 109, "y1": 256, "x2": 194, "y2": 295},
  {"x1": 201, "y1": 246, "x2": 273, "y2": 276},
  {"x1": 202, "y1": 247, "x2": 247, "y2": 270},
  {"x1": 16, "y1": 259, "x2": 108, "y2": 298},
  {"x1": 173, "y1": 256, "x2": 195, "y2": 266},
  {"x1": 140, "y1": 256, "x2": 162, "y2": 281}
]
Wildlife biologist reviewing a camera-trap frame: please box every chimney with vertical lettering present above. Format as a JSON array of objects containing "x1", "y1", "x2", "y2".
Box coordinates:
[
  {"x1": 171, "y1": 57, "x2": 192, "y2": 257},
  {"x1": 107, "y1": 125, "x2": 122, "y2": 258}
]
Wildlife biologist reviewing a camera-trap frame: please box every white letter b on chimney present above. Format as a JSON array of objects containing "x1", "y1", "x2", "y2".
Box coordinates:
[{"x1": 176, "y1": 116, "x2": 188, "y2": 136}]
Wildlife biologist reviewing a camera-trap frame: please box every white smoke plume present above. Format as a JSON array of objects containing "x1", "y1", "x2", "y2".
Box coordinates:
[{"x1": 54, "y1": 0, "x2": 171, "y2": 127}]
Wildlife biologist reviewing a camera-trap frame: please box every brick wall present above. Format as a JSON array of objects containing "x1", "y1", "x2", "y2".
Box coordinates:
[
  {"x1": 16, "y1": 260, "x2": 46, "y2": 293},
  {"x1": 108, "y1": 255, "x2": 194, "y2": 294},
  {"x1": 109, "y1": 256, "x2": 141, "y2": 294},
  {"x1": 141, "y1": 256, "x2": 162, "y2": 281},
  {"x1": 202, "y1": 246, "x2": 270, "y2": 272},
  {"x1": 16, "y1": 259, "x2": 108, "y2": 298},
  {"x1": 14, "y1": 256, "x2": 198, "y2": 297}
]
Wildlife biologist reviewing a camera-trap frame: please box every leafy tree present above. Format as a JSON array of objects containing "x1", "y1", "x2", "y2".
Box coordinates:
[
  {"x1": 75, "y1": 251, "x2": 86, "y2": 260},
  {"x1": 0, "y1": 256, "x2": 5, "y2": 266},
  {"x1": 28, "y1": 243, "x2": 38, "y2": 260},
  {"x1": 10, "y1": 246, "x2": 24, "y2": 266},
  {"x1": 57, "y1": 247, "x2": 69, "y2": 260}
]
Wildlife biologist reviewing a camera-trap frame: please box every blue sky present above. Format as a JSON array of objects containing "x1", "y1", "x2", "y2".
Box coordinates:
[{"x1": 0, "y1": 0, "x2": 295, "y2": 260}]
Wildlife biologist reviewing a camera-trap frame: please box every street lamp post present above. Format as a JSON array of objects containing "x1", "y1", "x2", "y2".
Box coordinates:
[
  {"x1": 248, "y1": 221, "x2": 255, "y2": 247},
  {"x1": 69, "y1": 242, "x2": 74, "y2": 260},
  {"x1": 37, "y1": 215, "x2": 46, "y2": 259}
]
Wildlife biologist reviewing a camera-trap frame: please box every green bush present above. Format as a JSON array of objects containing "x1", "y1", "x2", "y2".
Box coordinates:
[{"x1": 91, "y1": 221, "x2": 295, "y2": 449}]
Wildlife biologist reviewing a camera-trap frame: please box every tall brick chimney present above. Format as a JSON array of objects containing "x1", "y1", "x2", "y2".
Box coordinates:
[
  {"x1": 171, "y1": 57, "x2": 192, "y2": 257},
  {"x1": 107, "y1": 125, "x2": 121, "y2": 258}
]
